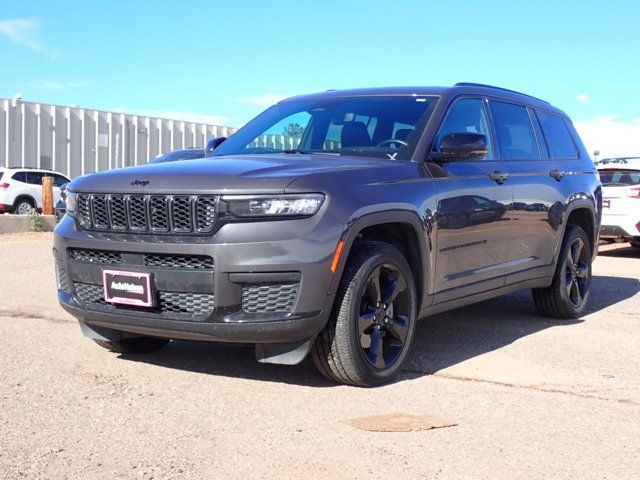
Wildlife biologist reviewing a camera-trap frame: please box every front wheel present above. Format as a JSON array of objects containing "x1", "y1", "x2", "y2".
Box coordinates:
[
  {"x1": 311, "y1": 242, "x2": 417, "y2": 387},
  {"x1": 532, "y1": 225, "x2": 592, "y2": 319}
]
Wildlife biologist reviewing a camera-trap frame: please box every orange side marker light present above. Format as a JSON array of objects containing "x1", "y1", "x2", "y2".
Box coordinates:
[{"x1": 330, "y1": 240, "x2": 345, "y2": 273}]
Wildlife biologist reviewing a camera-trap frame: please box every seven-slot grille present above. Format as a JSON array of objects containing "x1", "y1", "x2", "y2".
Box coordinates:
[{"x1": 76, "y1": 194, "x2": 217, "y2": 234}]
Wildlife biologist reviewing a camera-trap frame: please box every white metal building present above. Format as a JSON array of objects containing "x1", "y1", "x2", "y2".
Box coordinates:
[{"x1": 0, "y1": 98, "x2": 238, "y2": 178}]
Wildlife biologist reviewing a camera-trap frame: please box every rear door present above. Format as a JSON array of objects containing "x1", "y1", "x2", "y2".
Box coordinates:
[
  {"x1": 431, "y1": 97, "x2": 513, "y2": 302},
  {"x1": 493, "y1": 101, "x2": 581, "y2": 280},
  {"x1": 9, "y1": 171, "x2": 31, "y2": 206}
]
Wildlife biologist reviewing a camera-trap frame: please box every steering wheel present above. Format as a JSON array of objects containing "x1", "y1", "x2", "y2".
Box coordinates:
[{"x1": 376, "y1": 139, "x2": 409, "y2": 148}]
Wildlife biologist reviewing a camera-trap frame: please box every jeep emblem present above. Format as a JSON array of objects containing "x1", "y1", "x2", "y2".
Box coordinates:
[{"x1": 131, "y1": 179, "x2": 149, "y2": 187}]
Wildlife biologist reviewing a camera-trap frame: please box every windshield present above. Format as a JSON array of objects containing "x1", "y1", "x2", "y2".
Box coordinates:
[
  {"x1": 598, "y1": 169, "x2": 640, "y2": 186},
  {"x1": 150, "y1": 149, "x2": 204, "y2": 164},
  {"x1": 212, "y1": 95, "x2": 437, "y2": 161}
]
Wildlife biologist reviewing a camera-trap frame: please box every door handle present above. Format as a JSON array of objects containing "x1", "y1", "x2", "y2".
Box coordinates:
[
  {"x1": 549, "y1": 169, "x2": 565, "y2": 181},
  {"x1": 489, "y1": 171, "x2": 509, "y2": 184}
]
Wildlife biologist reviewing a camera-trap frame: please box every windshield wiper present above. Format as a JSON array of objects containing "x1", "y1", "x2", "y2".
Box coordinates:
[{"x1": 284, "y1": 149, "x2": 339, "y2": 156}]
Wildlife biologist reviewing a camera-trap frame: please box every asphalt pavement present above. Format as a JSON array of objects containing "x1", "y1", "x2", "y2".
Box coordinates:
[{"x1": 1, "y1": 233, "x2": 638, "y2": 479}]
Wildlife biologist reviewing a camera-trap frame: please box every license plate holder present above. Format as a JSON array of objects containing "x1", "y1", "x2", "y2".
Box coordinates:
[{"x1": 103, "y1": 269, "x2": 155, "y2": 307}]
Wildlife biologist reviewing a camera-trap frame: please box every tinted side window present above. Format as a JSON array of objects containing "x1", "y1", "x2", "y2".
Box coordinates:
[
  {"x1": 26, "y1": 172, "x2": 45, "y2": 185},
  {"x1": 435, "y1": 98, "x2": 494, "y2": 159},
  {"x1": 536, "y1": 110, "x2": 578, "y2": 159},
  {"x1": 489, "y1": 101, "x2": 538, "y2": 160},
  {"x1": 12, "y1": 172, "x2": 27, "y2": 183},
  {"x1": 52, "y1": 174, "x2": 69, "y2": 187}
]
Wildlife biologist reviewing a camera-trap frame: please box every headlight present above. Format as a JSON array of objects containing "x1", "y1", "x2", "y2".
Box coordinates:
[
  {"x1": 222, "y1": 194, "x2": 325, "y2": 218},
  {"x1": 66, "y1": 191, "x2": 77, "y2": 213}
]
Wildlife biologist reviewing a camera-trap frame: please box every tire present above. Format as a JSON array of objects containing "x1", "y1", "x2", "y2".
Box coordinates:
[
  {"x1": 14, "y1": 198, "x2": 35, "y2": 215},
  {"x1": 630, "y1": 239, "x2": 640, "y2": 249},
  {"x1": 311, "y1": 242, "x2": 418, "y2": 387},
  {"x1": 93, "y1": 336, "x2": 170, "y2": 354},
  {"x1": 532, "y1": 225, "x2": 592, "y2": 319}
]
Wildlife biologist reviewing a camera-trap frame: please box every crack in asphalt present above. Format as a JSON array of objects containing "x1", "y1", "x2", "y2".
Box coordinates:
[
  {"x1": 0, "y1": 310, "x2": 71, "y2": 324},
  {"x1": 401, "y1": 368, "x2": 639, "y2": 407}
]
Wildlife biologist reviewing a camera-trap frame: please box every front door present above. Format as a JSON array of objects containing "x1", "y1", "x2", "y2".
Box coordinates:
[{"x1": 430, "y1": 97, "x2": 513, "y2": 302}]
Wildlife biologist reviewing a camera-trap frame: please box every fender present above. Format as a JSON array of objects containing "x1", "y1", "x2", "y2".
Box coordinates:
[
  {"x1": 328, "y1": 209, "x2": 432, "y2": 310},
  {"x1": 552, "y1": 194, "x2": 598, "y2": 264},
  {"x1": 13, "y1": 194, "x2": 38, "y2": 209}
]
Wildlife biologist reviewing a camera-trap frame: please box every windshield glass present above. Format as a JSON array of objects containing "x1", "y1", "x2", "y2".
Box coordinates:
[
  {"x1": 598, "y1": 169, "x2": 640, "y2": 186},
  {"x1": 212, "y1": 95, "x2": 437, "y2": 160}
]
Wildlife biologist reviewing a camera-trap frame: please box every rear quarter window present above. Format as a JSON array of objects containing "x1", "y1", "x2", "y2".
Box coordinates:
[
  {"x1": 536, "y1": 110, "x2": 578, "y2": 159},
  {"x1": 11, "y1": 172, "x2": 27, "y2": 182}
]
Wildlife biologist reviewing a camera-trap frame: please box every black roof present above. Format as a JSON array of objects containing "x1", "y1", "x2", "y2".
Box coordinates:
[{"x1": 281, "y1": 83, "x2": 566, "y2": 117}]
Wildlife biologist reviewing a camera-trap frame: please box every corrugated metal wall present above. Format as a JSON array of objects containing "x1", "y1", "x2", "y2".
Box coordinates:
[{"x1": 0, "y1": 98, "x2": 238, "y2": 178}]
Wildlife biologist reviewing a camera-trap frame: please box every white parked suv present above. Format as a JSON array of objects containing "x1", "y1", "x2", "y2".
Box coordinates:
[
  {"x1": 596, "y1": 157, "x2": 640, "y2": 248},
  {"x1": 0, "y1": 167, "x2": 70, "y2": 215}
]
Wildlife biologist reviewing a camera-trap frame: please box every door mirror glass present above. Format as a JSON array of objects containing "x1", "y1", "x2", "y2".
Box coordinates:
[{"x1": 433, "y1": 132, "x2": 489, "y2": 161}]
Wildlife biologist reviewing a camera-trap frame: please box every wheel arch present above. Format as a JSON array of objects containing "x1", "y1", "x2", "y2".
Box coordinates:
[
  {"x1": 328, "y1": 210, "x2": 430, "y2": 310},
  {"x1": 13, "y1": 194, "x2": 37, "y2": 210},
  {"x1": 556, "y1": 199, "x2": 598, "y2": 262}
]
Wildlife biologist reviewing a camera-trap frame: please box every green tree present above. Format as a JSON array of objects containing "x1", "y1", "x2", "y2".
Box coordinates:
[{"x1": 283, "y1": 123, "x2": 304, "y2": 138}]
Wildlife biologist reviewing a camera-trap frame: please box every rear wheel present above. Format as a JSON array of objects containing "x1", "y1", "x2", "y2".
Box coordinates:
[
  {"x1": 93, "y1": 337, "x2": 170, "y2": 354},
  {"x1": 311, "y1": 242, "x2": 417, "y2": 387},
  {"x1": 14, "y1": 198, "x2": 34, "y2": 215},
  {"x1": 532, "y1": 225, "x2": 592, "y2": 319}
]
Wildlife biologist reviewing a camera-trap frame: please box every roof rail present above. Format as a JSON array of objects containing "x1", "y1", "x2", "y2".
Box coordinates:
[
  {"x1": 4, "y1": 166, "x2": 54, "y2": 170},
  {"x1": 454, "y1": 82, "x2": 549, "y2": 104}
]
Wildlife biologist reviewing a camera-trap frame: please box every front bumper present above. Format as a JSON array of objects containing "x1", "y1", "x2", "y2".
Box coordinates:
[
  {"x1": 58, "y1": 291, "x2": 332, "y2": 344},
  {"x1": 53, "y1": 211, "x2": 343, "y2": 345}
]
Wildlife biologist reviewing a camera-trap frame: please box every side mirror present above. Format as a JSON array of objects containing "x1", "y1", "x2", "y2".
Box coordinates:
[
  {"x1": 204, "y1": 137, "x2": 227, "y2": 156},
  {"x1": 431, "y1": 132, "x2": 489, "y2": 161}
]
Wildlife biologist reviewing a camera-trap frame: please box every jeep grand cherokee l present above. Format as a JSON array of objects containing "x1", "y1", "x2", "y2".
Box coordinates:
[{"x1": 53, "y1": 83, "x2": 601, "y2": 386}]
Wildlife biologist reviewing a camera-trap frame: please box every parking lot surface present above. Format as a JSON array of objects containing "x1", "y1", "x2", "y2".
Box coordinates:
[{"x1": 1, "y1": 233, "x2": 639, "y2": 479}]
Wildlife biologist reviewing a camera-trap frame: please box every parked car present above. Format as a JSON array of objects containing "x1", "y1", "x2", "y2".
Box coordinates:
[
  {"x1": 0, "y1": 167, "x2": 70, "y2": 215},
  {"x1": 596, "y1": 157, "x2": 640, "y2": 247},
  {"x1": 53, "y1": 83, "x2": 601, "y2": 386},
  {"x1": 55, "y1": 183, "x2": 69, "y2": 222},
  {"x1": 148, "y1": 148, "x2": 204, "y2": 164}
]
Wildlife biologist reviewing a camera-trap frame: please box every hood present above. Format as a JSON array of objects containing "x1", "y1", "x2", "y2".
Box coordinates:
[{"x1": 68, "y1": 154, "x2": 405, "y2": 194}]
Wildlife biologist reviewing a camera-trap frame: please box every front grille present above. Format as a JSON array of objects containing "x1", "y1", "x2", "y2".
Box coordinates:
[
  {"x1": 242, "y1": 284, "x2": 299, "y2": 313},
  {"x1": 75, "y1": 193, "x2": 217, "y2": 235},
  {"x1": 144, "y1": 254, "x2": 214, "y2": 270},
  {"x1": 74, "y1": 282, "x2": 215, "y2": 318},
  {"x1": 69, "y1": 248, "x2": 122, "y2": 265}
]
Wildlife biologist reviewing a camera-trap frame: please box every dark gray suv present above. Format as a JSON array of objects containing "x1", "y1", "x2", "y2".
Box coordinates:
[{"x1": 54, "y1": 83, "x2": 602, "y2": 386}]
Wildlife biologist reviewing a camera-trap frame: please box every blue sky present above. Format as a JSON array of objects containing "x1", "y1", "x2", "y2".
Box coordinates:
[{"x1": 1, "y1": 0, "x2": 639, "y2": 156}]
